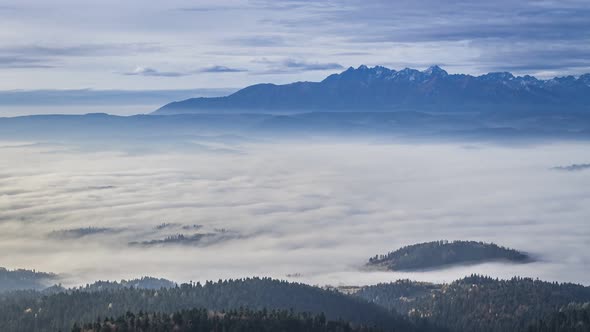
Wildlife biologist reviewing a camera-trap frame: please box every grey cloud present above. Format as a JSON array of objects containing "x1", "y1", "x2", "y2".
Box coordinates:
[
  {"x1": 253, "y1": 58, "x2": 344, "y2": 75},
  {"x1": 552, "y1": 163, "x2": 590, "y2": 172},
  {"x1": 230, "y1": 35, "x2": 286, "y2": 47},
  {"x1": 177, "y1": 6, "x2": 230, "y2": 12},
  {"x1": 199, "y1": 66, "x2": 247, "y2": 73},
  {"x1": 1, "y1": 43, "x2": 162, "y2": 58},
  {"x1": 0, "y1": 43, "x2": 163, "y2": 70},
  {"x1": 122, "y1": 65, "x2": 247, "y2": 77},
  {"x1": 283, "y1": 59, "x2": 343, "y2": 71},
  {"x1": 253, "y1": 0, "x2": 590, "y2": 75},
  {"x1": 122, "y1": 67, "x2": 189, "y2": 77},
  {"x1": 0, "y1": 56, "x2": 54, "y2": 69},
  {"x1": 472, "y1": 43, "x2": 590, "y2": 74},
  {"x1": 263, "y1": 0, "x2": 590, "y2": 43}
]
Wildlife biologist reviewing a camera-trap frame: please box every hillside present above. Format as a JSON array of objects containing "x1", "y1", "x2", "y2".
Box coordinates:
[
  {"x1": 154, "y1": 65, "x2": 590, "y2": 114},
  {"x1": 366, "y1": 240, "x2": 531, "y2": 271},
  {"x1": 0, "y1": 278, "x2": 423, "y2": 332},
  {"x1": 354, "y1": 275, "x2": 590, "y2": 332}
]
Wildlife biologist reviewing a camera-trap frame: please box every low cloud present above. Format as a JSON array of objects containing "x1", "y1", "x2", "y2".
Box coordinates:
[
  {"x1": 0, "y1": 56, "x2": 54, "y2": 69},
  {"x1": 0, "y1": 140, "x2": 588, "y2": 287},
  {"x1": 552, "y1": 163, "x2": 590, "y2": 171},
  {"x1": 123, "y1": 66, "x2": 189, "y2": 77},
  {"x1": 199, "y1": 65, "x2": 246, "y2": 73},
  {"x1": 253, "y1": 58, "x2": 344, "y2": 75},
  {"x1": 283, "y1": 59, "x2": 344, "y2": 71},
  {"x1": 229, "y1": 35, "x2": 286, "y2": 47},
  {"x1": 123, "y1": 65, "x2": 246, "y2": 77}
]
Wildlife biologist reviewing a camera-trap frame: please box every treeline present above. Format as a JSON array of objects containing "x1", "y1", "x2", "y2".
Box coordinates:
[
  {"x1": 72, "y1": 308, "x2": 384, "y2": 332},
  {"x1": 0, "y1": 277, "x2": 424, "y2": 332},
  {"x1": 355, "y1": 275, "x2": 590, "y2": 332},
  {"x1": 0, "y1": 267, "x2": 56, "y2": 293},
  {"x1": 527, "y1": 302, "x2": 590, "y2": 332},
  {"x1": 367, "y1": 240, "x2": 530, "y2": 271},
  {"x1": 79, "y1": 277, "x2": 177, "y2": 292}
]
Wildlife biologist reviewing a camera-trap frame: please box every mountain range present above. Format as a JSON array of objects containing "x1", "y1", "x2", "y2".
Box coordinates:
[{"x1": 154, "y1": 65, "x2": 590, "y2": 114}]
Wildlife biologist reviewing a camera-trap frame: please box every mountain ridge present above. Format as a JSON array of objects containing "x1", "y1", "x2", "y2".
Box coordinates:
[{"x1": 154, "y1": 65, "x2": 590, "y2": 114}]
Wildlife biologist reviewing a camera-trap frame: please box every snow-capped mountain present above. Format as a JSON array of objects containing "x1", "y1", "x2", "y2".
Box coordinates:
[{"x1": 154, "y1": 65, "x2": 590, "y2": 114}]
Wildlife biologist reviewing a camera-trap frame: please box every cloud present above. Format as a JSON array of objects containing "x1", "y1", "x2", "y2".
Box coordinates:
[
  {"x1": 199, "y1": 65, "x2": 247, "y2": 73},
  {"x1": 0, "y1": 43, "x2": 162, "y2": 58},
  {"x1": 229, "y1": 36, "x2": 286, "y2": 47},
  {"x1": 0, "y1": 138, "x2": 589, "y2": 287},
  {"x1": 552, "y1": 163, "x2": 590, "y2": 172},
  {"x1": 283, "y1": 59, "x2": 344, "y2": 71},
  {"x1": 121, "y1": 65, "x2": 247, "y2": 77},
  {"x1": 3, "y1": 0, "x2": 590, "y2": 89},
  {"x1": 252, "y1": 58, "x2": 344, "y2": 75},
  {"x1": 0, "y1": 43, "x2": 163, "y2": 71},
  {"x1": 0, "y1": 56, "x2": 54, "y2": 69},
  {"x1": 123, "y1": 66, "x2": 189, "y2": 77}
]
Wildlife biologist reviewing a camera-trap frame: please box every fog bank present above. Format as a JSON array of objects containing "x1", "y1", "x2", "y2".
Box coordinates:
[{"x1": 0, "y1": 140, "x2": 588, "y2": 287}]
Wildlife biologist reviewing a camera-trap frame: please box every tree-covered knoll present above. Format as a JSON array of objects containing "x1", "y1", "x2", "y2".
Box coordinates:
[{"x1": 367, "y1": 240, "x2": 530, "y2": 271}]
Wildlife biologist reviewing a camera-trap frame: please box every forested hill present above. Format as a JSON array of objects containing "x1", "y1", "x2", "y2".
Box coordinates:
[
  {"x1": 367, "y1": 240, "x2": 531, "y2": 271},
  {"x1": 0, "y1": 267, "x2": 56, "y2": 293},
  {"x1": 354, "y1": 275, "x2": 590, "y2": 332},
  {"x1": 72, "y1": 308, "x2": 386, "y2": 332},
  {"x1": 0, "y1": 277, "x2": 428, "y2": 332}
]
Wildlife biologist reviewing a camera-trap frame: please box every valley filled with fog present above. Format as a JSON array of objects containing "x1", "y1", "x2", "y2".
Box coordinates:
[{"x1": 1, "y1": 139, "x2": 589, "y2": 287}]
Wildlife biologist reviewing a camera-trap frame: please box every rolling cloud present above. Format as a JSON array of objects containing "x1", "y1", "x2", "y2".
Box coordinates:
[{"x1": 0, "y1": 139, "x2": 588, "y2": 287}]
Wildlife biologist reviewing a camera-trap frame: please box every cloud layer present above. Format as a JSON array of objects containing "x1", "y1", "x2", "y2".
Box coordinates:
[
  {"x1": 0, "y1": 139, "x2": 588, "y2": 287},
  {"x1": 1, "y1": 0, "x2": 589, "y2": 90}
]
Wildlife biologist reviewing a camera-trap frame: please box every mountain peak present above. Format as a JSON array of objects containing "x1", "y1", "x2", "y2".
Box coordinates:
[
  {"x1": 423, "y1": 65, "x2": 448, "y2": 77},
  {"x1": 480, "y1": 72, "x2": 515, "y2": 81}
]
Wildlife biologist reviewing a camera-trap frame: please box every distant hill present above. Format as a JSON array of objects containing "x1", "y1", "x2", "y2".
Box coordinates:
[
  {"x1": 355, "y1": 275, "x2": 590, "y2": 332},
  {"x1": 366, "y1": 240, "x2": 531, "y2": 271},
  {"x1": 0, "y1": 267, "x2": 56, "y2": 293},
  {"x1": 154, "y1": 65, "x2": 590, "y2": 114},
  {"x1": 2, "y1": 112, "x2": 590, "y2": 144}
]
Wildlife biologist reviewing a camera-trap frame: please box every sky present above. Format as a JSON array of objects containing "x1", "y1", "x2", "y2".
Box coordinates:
[
  {"x1": 1, "y1": 0, "x2": 589, "y2": 91},
  {"x1": 1, "y1": 140, "x2": 589, "y2": 286}
]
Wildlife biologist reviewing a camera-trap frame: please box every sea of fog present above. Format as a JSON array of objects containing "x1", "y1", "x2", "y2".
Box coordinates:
[{"x1": 0, "y1": 140, "x2": 589, "y2": 287}]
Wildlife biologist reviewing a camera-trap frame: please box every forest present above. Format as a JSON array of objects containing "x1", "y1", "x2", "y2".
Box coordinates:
[
  {"x1": 367, "y1": 240, "x2": 531, "y2": 271},
  {"x1": 355, "y1": 275, "x2": 590, "y2": 332},
  {"x1": 72, "y1": 308, "x2": 385, "y2": 332},
  {"x1": 0, "y1": 277, "x2": 422, "y2": 332},
  {"x1": 0, "y1": 274, "x2": 589, "y2": 331}
]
